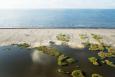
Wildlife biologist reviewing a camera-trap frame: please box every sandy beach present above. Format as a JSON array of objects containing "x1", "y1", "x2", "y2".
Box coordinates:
[{"x1": 0, "y1": 29, "x2": 115, "y2": 48}]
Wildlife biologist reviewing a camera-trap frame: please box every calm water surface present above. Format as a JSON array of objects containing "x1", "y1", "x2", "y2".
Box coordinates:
[
  {"x1": 0, "y1": 9, "x2": 115, "y2": 28},
  {"x1": 0, "y1": 45, "x2": 115, "y2": 77}
]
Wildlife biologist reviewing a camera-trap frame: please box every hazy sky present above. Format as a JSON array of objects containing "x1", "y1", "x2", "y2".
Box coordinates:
[{"x1": 0, "y1": 0, "x2": 115, "y2": 9}]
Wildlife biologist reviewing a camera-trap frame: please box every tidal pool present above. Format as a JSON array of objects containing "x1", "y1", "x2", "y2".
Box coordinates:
[{"x1": 0, "y1": 45, "x2": 115, "y2": 77}]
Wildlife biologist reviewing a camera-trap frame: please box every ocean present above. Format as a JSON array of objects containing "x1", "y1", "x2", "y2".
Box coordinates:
[{"x1": 0, "y1": 9, "x2": 115, "y2": 28}]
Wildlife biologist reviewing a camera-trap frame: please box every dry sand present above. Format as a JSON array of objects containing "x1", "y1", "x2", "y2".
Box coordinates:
[{"x1": 0, "y1": 29, "x2": 115, "y2": 48}]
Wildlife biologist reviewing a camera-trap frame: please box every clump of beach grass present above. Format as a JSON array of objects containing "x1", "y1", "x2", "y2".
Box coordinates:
[
  {"x1": 56, "y1": 33, "x2": 70, "y2": 42},
  {"x1": 79, "y1": 34, "x2": 90, "y2": 47},
  {"x1": 79, "y1": 34, "x2": 88, "y2": 40},
  {"x1": 91, "y1": 34, "x2": 103, "y2": 43}
]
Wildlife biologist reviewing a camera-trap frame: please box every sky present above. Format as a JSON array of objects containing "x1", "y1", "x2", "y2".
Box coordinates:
[{"x1": 0, "y1": 0, "x2": 115, "y2": 9}]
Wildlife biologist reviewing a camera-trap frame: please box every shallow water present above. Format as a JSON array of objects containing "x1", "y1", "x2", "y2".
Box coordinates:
[
  {"x1": 0, "y1": 45, "x2": 69, "y2": 77},
  {"x1": 53, "y1": 45, "x2": 115, "y2": 77},
  {"x1": 0, "y1": 45, "x2": 115, "y2": 77}
]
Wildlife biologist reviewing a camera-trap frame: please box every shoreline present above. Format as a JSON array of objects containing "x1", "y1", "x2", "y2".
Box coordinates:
[
  {"x1": 0, "y1": 27, "x2": 115, "y2": 29},
  {"x1": 0, "y1": 29, "x2": 115, "y2": 48}
]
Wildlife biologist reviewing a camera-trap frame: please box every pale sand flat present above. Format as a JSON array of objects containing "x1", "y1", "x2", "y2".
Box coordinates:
[{"x1": 0, "y1": 29, "x2": 115, "y2": 48}]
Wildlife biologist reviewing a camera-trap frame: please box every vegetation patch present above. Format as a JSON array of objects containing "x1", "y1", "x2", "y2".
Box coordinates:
[
  {"x1": 35, "y1": 46, "x2": 78, "y2": 76},
  {"x1": 35, "y1": 46, "x2": 61, "y2": 57},
  {"x1": 91, "y1": 34, "x2": 103, "y2": 43},
  {"x1": 89, "y1": 44, "x2": 104, "y2": 51},
  {"x1": 57, "y1": 54, "x2": 75, "y2": 66},
  {"x1": 57, "y1": 68, "x2": 70, "y2": 74},
  {"x1": 92, "y1": 74, "x2": 103, "y2": 77},
  {"x1": 56, "y1": 33, "x2": 70, "y2": 42},
  {"x1": 71, "y1": 70, "x2": 85, "y2": 77},
  {"x1": 15, "y1": 43, "x2": 30, "y2": 48},
  {"x1": 105, "y1": 60, "x2": 115, "y2": 67},
  {"x1": 88, "y1": 57, "x2": 99, "y2": 65},
  {"x1": 79, "y1": 34, "x2": 90, "y2": 47},
  {"x1": 107, "y1": 47, "x2": 115, "y2": 56},
  {"x1": 35, "y1": 46, "x2": 76, "y2": 66},
  {"x1": 98, "y1": 52, "x2": 113, "y2": 59},
  {"x1": 79, "y1": 34, "x2": 88, "y2": 40}
]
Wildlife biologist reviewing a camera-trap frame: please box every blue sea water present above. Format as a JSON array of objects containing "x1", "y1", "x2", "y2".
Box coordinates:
[{"x1": 0, "y1": 9, "x2": 115, "y2": 28}]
